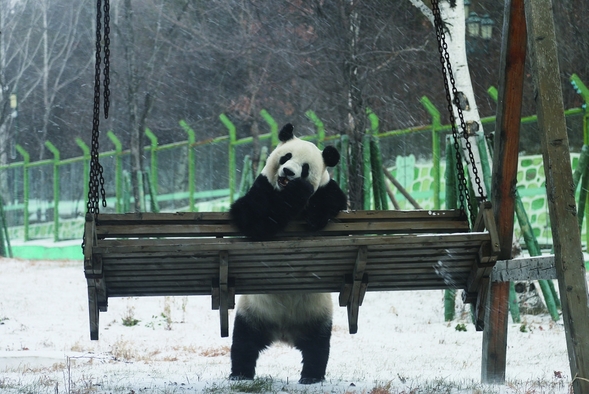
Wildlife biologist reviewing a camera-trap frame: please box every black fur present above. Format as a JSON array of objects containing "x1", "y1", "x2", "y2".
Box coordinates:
[
  {"x1": 302, "y1": 179, "x2": 347, "y2": 231},
  {"x1": 229, "y1": 313, "x2": 274, "y2": 380},
  {"x1": 322, "y1": 146, "x2": 340, "y2": 168},
  {"x1": 230, "y1": 312, "x2": 332, "y2": 384},
  {"x1": 230, "y1": 175, "x2": 314, "y2": 240},
  {"x1": 278, "y1": 123, "x2": 295, "y2": 142}
]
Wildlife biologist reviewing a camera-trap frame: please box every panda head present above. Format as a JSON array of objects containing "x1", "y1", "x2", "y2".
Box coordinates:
[{"x1": 261, "y1": 123, "x2": 340, "y2": 192}]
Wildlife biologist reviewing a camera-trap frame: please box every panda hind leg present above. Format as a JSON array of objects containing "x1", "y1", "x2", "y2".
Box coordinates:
[
  {"x1": 295, "y1": 321, "x2": 332, "y2": 384},
  {"x1": 230, "y1": 313, "x2": 273, "y2": 381}
]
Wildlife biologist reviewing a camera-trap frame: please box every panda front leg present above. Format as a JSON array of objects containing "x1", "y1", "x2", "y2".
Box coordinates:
[
  {"x1": 295, "y1": 321, "x2": 332, "y2": 384},
  {"x1": 230, "y1": 313, "x2": 273, "y2": 380}
]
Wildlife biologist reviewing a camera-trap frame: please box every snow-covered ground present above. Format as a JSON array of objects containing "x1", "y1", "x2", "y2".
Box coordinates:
[{"x1": 0, "y1": 258, "x2": 572, "y2": 393}]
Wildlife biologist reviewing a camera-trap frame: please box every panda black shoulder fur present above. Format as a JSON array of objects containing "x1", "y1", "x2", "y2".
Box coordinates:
[
  {"x1": 229, "y1": 123, "x2": 347, "y2": 384},
  {"x1": 230, "y1": 123, "x2": 347, "y2": 241}
]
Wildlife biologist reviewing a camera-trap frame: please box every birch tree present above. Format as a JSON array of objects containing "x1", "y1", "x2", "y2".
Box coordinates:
[{"x1": 409, "y1": 0, "x2": 488, "y2": 198}]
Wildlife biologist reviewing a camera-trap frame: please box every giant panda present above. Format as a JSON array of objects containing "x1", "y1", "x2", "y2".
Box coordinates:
[{"x1": 229, "y1": 123, "x2": 347, "y2": 384}]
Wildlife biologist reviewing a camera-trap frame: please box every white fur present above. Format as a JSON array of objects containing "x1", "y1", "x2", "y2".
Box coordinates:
[
  {"x1": 236, "y1": 293, "x2": 333, "y2": 345},
  {"x1": 261, "y1": 137, "x2": 330, "y2": 192}
]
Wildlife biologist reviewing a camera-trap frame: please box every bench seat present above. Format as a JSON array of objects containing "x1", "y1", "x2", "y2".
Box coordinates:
[{"x1": 83, "y1": 202, "x2": 499, "y2": 339}]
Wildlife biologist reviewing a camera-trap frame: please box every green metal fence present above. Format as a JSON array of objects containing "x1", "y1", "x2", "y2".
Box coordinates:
[{"x1": 0, "y1": 79, "x2": 588, "y2": 252}]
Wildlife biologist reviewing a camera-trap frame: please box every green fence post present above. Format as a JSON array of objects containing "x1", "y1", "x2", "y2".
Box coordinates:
[
  {"x1": 508, "y1": 282, "x2": 520, "y2": 323},
  {"x1": 444, "y1": 136, "x2": 457, "y2": 321},
  {"x1": 305, "y1": 110, "x2": 325, "y2": 148},
  {"x1": 122, "y1": 171, "x2": 131, "y2": 213},
  {"x1": 76, "y1": 138, "x2": 90, "y2": 209},
  {"x1": 15, "y1": 145, "x2": 29, "y2": 242},
  {"x1": 44, "y1": 141, "x2": 60, "y2": 242},
  {"x1": 339, "y1": 135, "x2": 349, "y2": 197},
  {"x1": 219, "y1": 114, "x2": 237, "y2": 204},
  {"x1": 487, "y1": 86, "x2": 499, "y2": 102},
  {"x1": 144, "y1": 168, "x2": 160, "y2": 213},
  {"x1": 362, "y1": 134, "x2": 372, "y2": 210},
  {"x1": 145, "y1": 128, "x2": 159, "y2": 197},
  {"x1": 0, "y1": 195, "x2": 10, "y2": 257},
  {"x1": 484, "y1": 134, "x2": 521, "y2": 322},
  {"x1": 367, "y1": 109, "x2": 388, "y2": 210},
  {"x1": 180, "y1": 120, "x2": 197, "y2": 211},
  {"x1": 571, "y1": 74, "x2": 589, "y2": 250},
  {"x1": 107, "y1": 131, "x2": 123, "y2": 213},
  {"x1": 578, "y1": 160, "x2": 589, "y2": 232},
  {"x1": 514, "y1": 192, "x2": 560, "y2": 321},
  {"x1": 573, "y1": 145, "x2": 589, "y2": 192},
  {"x1": 260, "y1": 109, "x2": 279, "y2": 149},
  {"x1": 238, "y1": 155, "x2": 252, "y2": 198},
  {"x1": 476, "y1": 135, "x2": 493, "y2": 194},
  {"x1": 370, "y1": 137, "x2": 388, "y2": 210},
  {"x1": 421, "y1": 96, "x2": 442, "y2": 209}
]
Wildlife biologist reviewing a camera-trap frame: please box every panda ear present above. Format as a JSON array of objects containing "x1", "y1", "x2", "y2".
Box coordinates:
[
  {"x1": 278, "y1": 123, "x2": 295, "y2": 142},
  {"x1": 322, "y1": 146, "x2": 340, "y2": 167}
]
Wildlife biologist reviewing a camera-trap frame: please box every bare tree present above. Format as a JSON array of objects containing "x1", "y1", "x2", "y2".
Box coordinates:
[
  {"x1": 0, "y1": 0, "x2": 44, "y2": 202},
  {"x1": 112, "y1": 0, "x2": 189, "y2": 212},
  {"x1": 33, "y1": 0, "x2": 94, "y2": 160}
]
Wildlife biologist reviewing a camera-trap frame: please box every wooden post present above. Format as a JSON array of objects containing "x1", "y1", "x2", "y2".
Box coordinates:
[
  {"x1": 525, "y1": 0, "x2": 589, "y2": 391},
  {"x1": 483, "y1": 0, "x2": 527, "y2": 383}
]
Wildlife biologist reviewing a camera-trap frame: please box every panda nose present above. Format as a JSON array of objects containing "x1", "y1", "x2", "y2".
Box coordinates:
[{"x1": 283, "y1": 168, "x2": 295, "y2": 177}]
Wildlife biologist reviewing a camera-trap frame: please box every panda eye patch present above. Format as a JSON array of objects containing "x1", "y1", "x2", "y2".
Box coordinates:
[
  {"x1": 302, "y1": 163, "x2": 310, "y2": 178},
  {"x1": 279, "y1": 153, "x2": 292, "y2": 165}
]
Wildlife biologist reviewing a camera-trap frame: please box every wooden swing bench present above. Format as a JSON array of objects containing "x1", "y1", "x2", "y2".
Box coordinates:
[{"x1": 83, "y1": 201, "x2": 499, "y2": 340}]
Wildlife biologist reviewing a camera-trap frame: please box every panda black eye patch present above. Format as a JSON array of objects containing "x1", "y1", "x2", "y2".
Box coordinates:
[
  {"x1": 302, "y1": 163, "x2": 310, "y2": 178},
  {"x1": 279, "y1": 153, "x2": 292, "y2": 165}
]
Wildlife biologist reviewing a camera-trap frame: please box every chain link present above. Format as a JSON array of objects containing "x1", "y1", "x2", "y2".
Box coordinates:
[
  {"x1": 431, "y1": 0, "x2": 486, "y2": 226},
  {"x1": 103, "y1": 0, "x2": 111, "y2": 119},
  {"x1": 83, "y1": 0, "x2": 109, "y2": 251}
]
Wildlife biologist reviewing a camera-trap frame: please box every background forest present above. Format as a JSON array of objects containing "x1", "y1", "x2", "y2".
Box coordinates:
[{"x1": 0, "y1": 0, "x2": 588, "y2": 207}]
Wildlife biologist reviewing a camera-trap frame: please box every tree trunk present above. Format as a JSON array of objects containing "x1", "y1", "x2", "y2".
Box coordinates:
[
  {"x1": 122, "y1": 0, "x2": 151, "y2": 212},
  {"x1": 345, "y1": 0, "x2": 366, "y2": 210}
]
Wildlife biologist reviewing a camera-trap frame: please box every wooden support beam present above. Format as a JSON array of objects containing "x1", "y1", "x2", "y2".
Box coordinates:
[
  {"x1": 219, "y1": 251, "x2": 229, "y2": 337},
  {"x1": 340, "y1": 246, "x2": 368, "y2": 334},
  {"x1": 88, "y1": 283, "x2": 99, "y2": 340},
  {"x1": 525, "y1": 0, "x2": 589, "y2": 391},
  {"x1": 492, "y1": 255, "x2": 556, "y2": 282},
  {"x1": 464, "y1": 202, "x2": 500, "y2": 330},
  {"x1": 463, "y1": 203, "x2": 499, "y2": 297},
  {"x1": 483, "y1": 0, "x2": 527, "y2": 384}
]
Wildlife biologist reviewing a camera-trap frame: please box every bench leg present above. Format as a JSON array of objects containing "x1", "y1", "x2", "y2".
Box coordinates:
[
  {"x1": 220, "y1": 252, "x2": 229, "y2": 337},
  {"x1": 88, "y1": 282, "x2": 100, "y2": 340},
  {"x1": 340, "y1": 246, "x2": 369, "y2": 334}
]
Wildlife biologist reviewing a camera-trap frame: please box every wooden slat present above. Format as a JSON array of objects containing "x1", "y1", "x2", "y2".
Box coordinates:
[
  {"x1": 95, "y1": 209, "x2": 467, "y2": 223},
  {"x1": 105, "y1": 278, "x2": 469, "y2": 297},
  {"x1": 94, "y1": 209, "x2": 470, "y2": 239},
  {"x1": 93, "y1": 232, "x2": 490, "y2": 251}
]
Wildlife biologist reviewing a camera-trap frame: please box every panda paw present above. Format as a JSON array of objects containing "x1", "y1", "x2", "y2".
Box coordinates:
[
  {"x1": 298, "y1": 377, "x2": 324, "y2": 385},
  {"x1": 282, "y1": 178, "x2": 314, "y2": 208},
  {"x1": 305, "y1": 215, "x2": 330, "y2": 232},
  {"x1": 229, "y1": 374, "x2": 254, "y2": 381}
]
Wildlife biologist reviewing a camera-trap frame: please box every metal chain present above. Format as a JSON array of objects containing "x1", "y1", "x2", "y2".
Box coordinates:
[
  {"x1": 103, "y1": 0, "x2": 111, "y2": 119},
  {"x1": 431, "y1": 0, "x2": 486, "y2": 225},
  {"x1": 84, "y1": 0, "x2": 109, "y2": 250}
]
